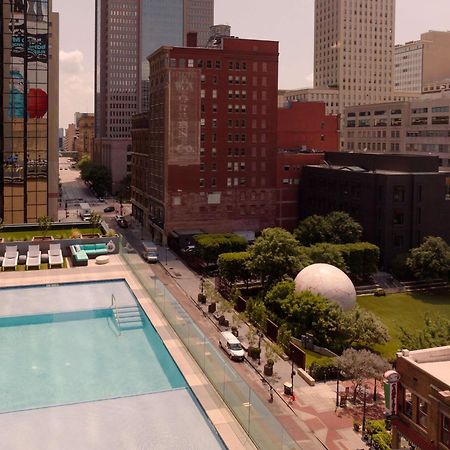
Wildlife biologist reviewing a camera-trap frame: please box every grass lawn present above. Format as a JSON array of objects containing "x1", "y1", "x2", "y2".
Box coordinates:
[
  {"x1": 303, "y1": 348, "x2": 332, "y2": 368},
  {"x1": 357, "y1": 290, "x2": 450, "y2": 358},
  {"x1": 0, "y1": 228, "x2": 101, "y2": 241}
]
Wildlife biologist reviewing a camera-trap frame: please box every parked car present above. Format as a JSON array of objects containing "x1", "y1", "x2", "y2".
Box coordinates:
[
  {"x1": 115, "y1": 215, "x2": 124, "y2": 223},
  {"x1": 104, "y1": 206, "x2": 115, "y2": 213},
  {"x1": 98, "y1": 197, "x2": 105, "y2": 202},
  {"x1": 219, "y1": 331, "x2": 245, "y2": 362},
  {"x1": 117, "y1": 219, "x2": 128, "y2": 228}
]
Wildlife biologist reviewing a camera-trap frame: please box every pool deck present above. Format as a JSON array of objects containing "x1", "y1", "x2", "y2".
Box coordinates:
[{"x1": 0, "y1": 256, "x2": 255, "y2": 450}]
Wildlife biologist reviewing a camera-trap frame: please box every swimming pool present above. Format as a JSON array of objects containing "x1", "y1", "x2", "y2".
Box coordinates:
[
  {"x1": 0, "y1": 280, "x2": 225, "y2": 449},
  {"x1": 0, "y1": 308, "x2": 186, "y2": 412}
]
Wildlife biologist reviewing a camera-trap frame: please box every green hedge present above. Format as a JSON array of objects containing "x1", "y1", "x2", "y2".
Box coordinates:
[
  {"x1": 194, "y1": 234, "x2": 247, "y2": 264},
  {"x1": 218, "y1": 251, "x2": 251, "y2": 284},
  {"x1": 334, "y1": 242, "x2": 380, "y2": 280},
  {"x1": 309, "y1": 358, "x2": 337, "y2": 381}
]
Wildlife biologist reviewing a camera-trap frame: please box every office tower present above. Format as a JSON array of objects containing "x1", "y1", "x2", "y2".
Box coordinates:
[
  {"x1": 314, "y1": 0, "x2": 396, "y2": 112},
  {"x1": 394, "y1": 31, "x2": 450, "y2": 93},
  {"x1": 131, "y1": 37, "x2": 279, "y2": 244},
  {"x1": 1, "y1": 0, "x2": 59, "y2": 224},
  {"x1": 94, "y1": 0, "x2": 214, "y2": 193}
]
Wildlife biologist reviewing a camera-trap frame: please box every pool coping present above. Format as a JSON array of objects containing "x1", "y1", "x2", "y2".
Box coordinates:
[{"x1": 0, "y1": 254, "x2": 255, "y2": 450}]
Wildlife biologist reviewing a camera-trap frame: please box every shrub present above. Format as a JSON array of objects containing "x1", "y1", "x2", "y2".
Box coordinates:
[
  {"x1": 248, "y1": 346, "x2": 261, "y2": 360},
  {"x1": 309, "y1": 358, "x2": 337, "y2": 381},
  {"x1": 71, "y1": 228, "x2": 82, "y2": 239},
  {"x1": 218, "y1": 251, "x2": 252, "y2": 284},
  {"x1": 194, "y1": 234, "x2": 247, "y2": 264}
]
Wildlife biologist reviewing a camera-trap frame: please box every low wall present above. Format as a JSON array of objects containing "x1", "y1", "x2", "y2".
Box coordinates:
[{"x1": 297, "y1": 368, "x2": 315, "y2": 386}]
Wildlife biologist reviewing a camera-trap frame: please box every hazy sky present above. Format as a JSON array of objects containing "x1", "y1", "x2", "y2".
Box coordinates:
[{"x1": 53, "y1": 0, "x2": 450, "y2": 128}]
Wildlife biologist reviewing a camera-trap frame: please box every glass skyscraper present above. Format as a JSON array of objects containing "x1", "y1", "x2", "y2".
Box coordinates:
[
  {"x1": 94, "y1": 0, "x2": 213, "y2": 192},
  {"x1": 1, "y1": 0, "x2": 59, "y2": 223}
]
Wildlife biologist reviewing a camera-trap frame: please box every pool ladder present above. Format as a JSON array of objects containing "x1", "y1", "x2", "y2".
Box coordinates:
[{"x1": 111, "y1": 294, "x2": 143, "y2": 333}]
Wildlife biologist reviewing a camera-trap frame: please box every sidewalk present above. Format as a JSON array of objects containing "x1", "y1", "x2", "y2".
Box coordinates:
[{"x1": 149, "y1": 244, "x2": 368, "y2": 450}]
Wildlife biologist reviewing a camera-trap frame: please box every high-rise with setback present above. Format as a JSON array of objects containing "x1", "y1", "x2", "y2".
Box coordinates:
[{"x1": 94, "y1": 0, "x2": 214, "y2": 192}]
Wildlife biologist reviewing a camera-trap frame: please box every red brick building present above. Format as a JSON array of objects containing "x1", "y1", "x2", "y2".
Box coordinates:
[
  {"x1": 131, "y1": 37, "x2": 279, "y2": 243},
  {"x1": 391, "y1": 347, "x2": 450, "y2": 450},
  {"x1": 274, "y1": 102, "x2": 338, "y2": 230},
  {"x1": 277, "y1": 102, "x2": 339, "y2": 151}
]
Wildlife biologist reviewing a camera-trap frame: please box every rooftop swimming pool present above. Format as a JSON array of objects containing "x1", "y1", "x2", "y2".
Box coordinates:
[{"x1": 0, "y1": 280, "x2": 225, "y2": 449}]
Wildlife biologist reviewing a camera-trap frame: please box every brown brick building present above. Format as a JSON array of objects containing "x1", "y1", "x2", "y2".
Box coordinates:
[
  {"x1": 131, "y1": 37, "x2": 279, "y2": 243},
  {"x1": 392, "y1": 347, "x2": 450, "y2": 450}
]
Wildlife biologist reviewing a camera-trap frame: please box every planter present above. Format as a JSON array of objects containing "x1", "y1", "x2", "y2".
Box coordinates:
[
  {"x1": 32, "y1": 236, "x2": 54, "y2": 241},
  {"x1": 263, "y1": 363, "x2": 274, "y2": 376},
  {"x1": 208, "y1": 302, "x2": 217, "y2": 314},
  {"x1": 198, "y1": 293, "x2": 207, "y2": 304},
  {"x1": 218, "y1": 315, "x2": 229, "y2": 327},
  {"x1": 81, "y1": 233, "x2": 101, "y2": 239}
]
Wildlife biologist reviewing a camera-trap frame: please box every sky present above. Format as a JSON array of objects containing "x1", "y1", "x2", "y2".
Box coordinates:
[{"x1": 53, "y1": 0, "x2": 450, "y2": 129}]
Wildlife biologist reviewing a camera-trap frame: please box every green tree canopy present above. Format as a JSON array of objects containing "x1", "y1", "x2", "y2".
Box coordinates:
[
  {"x1": 342, "y1": 307, "x2": 389, "y2": 349},
  {"x1": 326, "y1": 211, "x2": 363, "y2": 244},
  {"x1": 294, "y1": 215, "x2": 329, "y2": 246},
  {"x1": 306, "y1": 243, "x2": 348, "y2": 272},
  {"x1": 406, "y1": 236, "x2": 450, "y2": 280},
  {"x1": 400, "y1": 315, "x2": 450, "y2": 350},
  {"x1": 247, "y1": 228, "x2": 311, "y2": 289}
]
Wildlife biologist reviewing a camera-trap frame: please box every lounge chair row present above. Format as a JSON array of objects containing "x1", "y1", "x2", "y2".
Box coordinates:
[{"x1": 1, "y1": 244, "x2": 64, "y2": 271}]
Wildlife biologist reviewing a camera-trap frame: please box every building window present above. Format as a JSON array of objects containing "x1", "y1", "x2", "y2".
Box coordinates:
[
  {"x1": 393, "y1": 210, "x2": 404, "y2": 225},
  {"x1": 403, "y1": 389, "x2": 413, "y2": 418},
  {"x1": 199, "y1": 178, "x2": 205, "y2": 188},
  {"x1": 417, "y1": 399, "x2": 428, "y2": 429},
  {"x1": 393, "y1": 186, "x2": 405, "y2": 202},
  {"x1": 442, "y1": 415, "x2": 450, "y2": 447},
  {"x1": 212, "y1": 90, "x2": 217, "y2": 99}
]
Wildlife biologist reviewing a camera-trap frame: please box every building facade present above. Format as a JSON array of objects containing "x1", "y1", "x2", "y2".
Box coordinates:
[
  {"x1": 342, "y1": 94, "x2": 450, "y2": 167},
  {"x1": 282, "y1": 88, "x2": 339, "y2": 115},
  {"x1": 1, "y1": 0, "x2": 59, "y2": 224},
  {"x1": 299, "y1": 152, "x2": 450, "y2": 267},
  {"x1": 278, "y1": 102, "x2": 339, "y2": 152},
  {"x1": 391, "y1": 346, "x2": 450, "y2": 450},
  {"x1": 74, "y1": 113, "x2": 95, "y2": 159},
  {"x1": 313, "y1": 0, "x2": 396, "y2": 115},
  {"x1": 394, "y1": 31, "x2": 450, "y2": 93},
  {"x1": 94, "y1": 0, "x2": 213, "y2": 193},
  {"x1": 131, "y1": 38, "x2": 279, "y2": 243}
]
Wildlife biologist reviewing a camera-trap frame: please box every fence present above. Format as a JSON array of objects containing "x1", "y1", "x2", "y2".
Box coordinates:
[{"x1": 120, "y1": 241, "x2": 301, "y2": 450}]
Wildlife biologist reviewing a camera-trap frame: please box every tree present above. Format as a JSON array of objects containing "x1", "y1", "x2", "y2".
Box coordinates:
[
  {"x1": 335, "y1": 242, "x2": 380, "y2": 280},
  {"x1": 335, "y1": 348, "x2": 389, "y2": 403},
  {"x1": 400, "y1": 315, "x2": 450, "y2": 350},
  {"x1": 38, "y1": 215, "x2": 52, "y2": 236},
  {"x1": 89, "y1": 212, "x2": 102, "y2": 228},
  {"x1": 247, "y1": 227, "x2": 311, "y2": 289},
  {"x1": 264, "y1": 279, "x2": 295, "y2": 319},
  {"x1": 294, "y1": 215, "x2": 329, "y2": 246},
  {"x1": 306, "y1": 243, "x2": 348, "y2": 272},
  {"x1": 343, "y1": 307, "x2": 389, "y2": 349},
  {"x1": 246, "y1": 297, "x2": 268, "y2": 333},
  {"x1": 406, "y1": 236, "x2": 450, "y2": 280},
  {"x1": 325, "y1": 211, "x2": 363, "y2": 244},
  {"x1": 280, "y1": 290, "x2": 346, "y2": 350}
]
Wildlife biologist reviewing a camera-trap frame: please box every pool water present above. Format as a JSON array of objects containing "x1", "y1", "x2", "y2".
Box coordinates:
[{"x1": 0, "y1": 308, "x2": 187, "y2": 413}]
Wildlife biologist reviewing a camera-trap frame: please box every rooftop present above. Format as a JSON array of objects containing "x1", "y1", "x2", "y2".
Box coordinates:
[{"x1": 400, "y1": 346, "x2": 450, "y2": 387}]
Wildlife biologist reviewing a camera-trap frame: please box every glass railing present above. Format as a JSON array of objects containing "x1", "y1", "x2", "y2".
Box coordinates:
[{"x1": 120, "y1": 240, "x2": 301, "y2": 450}]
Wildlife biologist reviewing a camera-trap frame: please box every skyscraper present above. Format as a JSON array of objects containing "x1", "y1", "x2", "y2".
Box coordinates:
[
  {"x1": 94, "y1": 0, "x2": 213, "y2": 193},
  {"x1": 1, "y1": 0, "x2": 59, "y2": 224},
  {"x1": 314, "y1": 0, "x2": 396, "y2": 111}
]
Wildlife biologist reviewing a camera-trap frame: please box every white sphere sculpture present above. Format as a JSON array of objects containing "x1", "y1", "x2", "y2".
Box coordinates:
[{"x1": 294, "y1": 263, "x2": 356, "y2": 311}]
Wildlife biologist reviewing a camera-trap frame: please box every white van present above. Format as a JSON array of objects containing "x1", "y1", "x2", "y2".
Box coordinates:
[{"x1": 219, "y1": 331, "x2": 245, "y2": 362}]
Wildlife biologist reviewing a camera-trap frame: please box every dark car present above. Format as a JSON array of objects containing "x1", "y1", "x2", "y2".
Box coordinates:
[
  {"x1": 117, "y1": 218, "x2": 128, "y2": 228},
  {"x1": 103, "y1": 206, "x2": 115, "y2": 213}
]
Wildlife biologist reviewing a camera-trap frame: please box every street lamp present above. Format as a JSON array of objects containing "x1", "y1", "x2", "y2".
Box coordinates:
[
  {"x1": 165, "y1": 246, "x2": 168, "y2": 266},
  {"x1": 362, "y1": 386, "x2": 368, "y2": 433},
  {"x1": 290, "y1": 357, "x2": 296, "y2": 401},
  {"x1": 336, "y1": 369, "x2": 340, "y2": 408}
]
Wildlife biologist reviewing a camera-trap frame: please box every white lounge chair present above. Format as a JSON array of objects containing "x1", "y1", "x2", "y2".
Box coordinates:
[
  {"x1": 2, "y1": 245, "x2": 19, "y2": 271},
  {"x1": 26, "y1": 244, "x2": 41, "y2": 270},
  {"x1": 48, "y1": 243, "x2": 63, "y2": 268}
]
